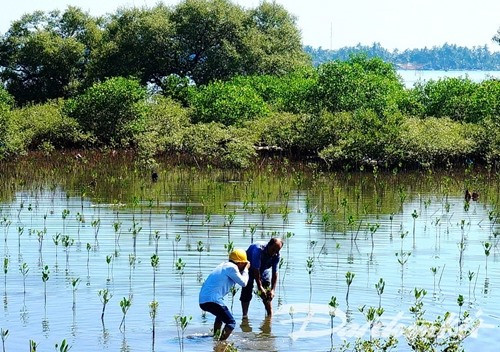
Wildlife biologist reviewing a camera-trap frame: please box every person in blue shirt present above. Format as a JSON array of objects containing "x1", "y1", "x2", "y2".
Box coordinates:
[
  {"x1": 240, "y1": 238, "x2": 283, "y2": 318},
  {"x1": 199, "y1": 249, "x2": 249, "y2": 340}
]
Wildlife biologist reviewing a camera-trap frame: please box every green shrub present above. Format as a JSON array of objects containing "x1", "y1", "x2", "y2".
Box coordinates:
[
  {"x1": 190, "y1": 81, "x2": 269, "y2": 126},
  {"x1": 1, "y1": 100, "x2": 84, "y2": 159},
  {"x1": 316, "y1": 56, "x2": 405, "y2": 116},
  {"x1": 181, "y1": 122, "x2": 256, "y2": 168},
  {"x1": 64, "y1": 77, "x2": 147, "y2": 145},
  {"x1": 253, "y1": 111, "x2": 332, "y2": 153},
  {"x1": 318, "y1": 109, "x2": 403, "y2": 167},
  {"x1": 398, "y1": 117, "x2": 481, "y2": 167},
  {"x1": 131, "y1": 96, "x2": 190, "y2": 168}
]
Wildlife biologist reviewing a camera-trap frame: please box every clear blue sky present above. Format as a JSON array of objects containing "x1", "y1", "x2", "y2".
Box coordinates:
[{"x1": 1, "y1": 0, "x2": 499, "y2": 51}]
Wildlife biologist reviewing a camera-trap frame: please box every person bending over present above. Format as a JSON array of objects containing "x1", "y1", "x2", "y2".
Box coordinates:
[{"x1": 199, "y1": 249, "x2": 250, "y2": 340}]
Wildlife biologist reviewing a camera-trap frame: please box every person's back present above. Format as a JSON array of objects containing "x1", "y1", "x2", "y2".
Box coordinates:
[{"x1": 199, "y1": 261, "x2": 247, "y2": 305}]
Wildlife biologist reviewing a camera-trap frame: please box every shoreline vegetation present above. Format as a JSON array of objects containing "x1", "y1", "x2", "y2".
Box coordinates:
[{"x1": 0, "y1": 1, "x2": 499, "y2": 171}]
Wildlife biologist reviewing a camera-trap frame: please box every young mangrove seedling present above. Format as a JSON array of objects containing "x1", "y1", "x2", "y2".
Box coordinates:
[
  {"x1": 457, "y1": 294, "x2": 464, "y2": 322},
  {"x1": 229, "y1": 286, "x2": 239, "y2": 312},
  {"x1": 151, "y1": 253, "x2": 159, "y2": 298},
  {"x1": 1, "y1": 328, "x2": 8, "y2": 352},
  {"x1": 19, "y1": 262, "x2": 29, "y2": 294},
  {"x1": 42, "y1": 265, "x2": 50, "y2": 306},
  {"x1": 106, "y1": 255, "x2": 113, "y2": 282},
  {"x1": 129, "y1": 220, "x2": 142, "y2": 256},
  {"x1": 375, "y1": 278, "x2": 385, "y2": 309},
  {"x1": 467, "y1": 270, "x2": 475, "y2": 302},
  {"x1": 76, "y1": 212, "x2": 85, "y2": 245},
  {"x1": 98, "y1": 289, "x2": 112, "y2": 323},
  {"x1": 224, "y1": 241, "x2": 234, "y2": 255},
  {"x1": 482, "y1": 242, "x2": 491, "y2": 274},
  {"x1": 71, "y1": 277, "x2": 80, "y2": 309},
  {"x1": 86, "y1": 243, "x2": 92, "y2": 284},
  {"x1": 91, "y1": 219, "x2": 101, "y2": 245},
  {"x1": 61, "y1": 235, "x2": 74, "y2": 270},
  {"x1": 54, "y1": 339, "x2": 70, "y2": 352},
  {"x1": 61, "y1": 209, "x2": 70, "y2": 235},
  {"x1": 359, "y1": 305, "x2": 384, "y2": 341},
  {"x1": 249, "y1": 224, "x2": 257, "y2": 243},
  {"x1": 411, "y1": 210, "x2": 418, "y2": 248},
  {"x1": 430, "y1": 267, "x2": 438, "y2": 294},
  {"x1": 150, "y1": 300, "x2": 159, "y2": 348},
  {"x1": 224, "y1": 211, "x2": 235, "y2": 240},
  {"x1": 17, "y1": 226, "x2": 24, "y2": 254},
  {"x1": 174, "y1": 315, "x2": 192, "y2": 352},
  {"x1": 113, "y1": 221, "x2": 122, "y2": 253},
  {"x1": 175, "y1": 258, "x2": 186, "y2": 296},
  {"x1": 306, "y1": 256, "x2": 315, "y2": 302},
  {"x1": 52, "y1": 233, "x2": 61, "y2": 268},
  {"x1": 409, "y1": 288, "x2": 427, "y2": 321},
  {"x1": 128, "y1": 254, "x2": 136, "y2": 283},
  {"x1": 345, "y1": 271, "x2": 355, "y2": 305},
  {"x1": 328, "y1": 296, "x2": 339, "y2": 349},
  {"x1": 29, "y1": 339, "x2": 38, "y2": 352},
  {"x1": 119, "y1": 296, "x2": 132, "y2": 332}
]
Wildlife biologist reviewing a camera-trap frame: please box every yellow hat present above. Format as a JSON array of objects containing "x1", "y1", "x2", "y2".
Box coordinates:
[{"x1": 229, "y1": 249, "x2": 248, "y2": 263}]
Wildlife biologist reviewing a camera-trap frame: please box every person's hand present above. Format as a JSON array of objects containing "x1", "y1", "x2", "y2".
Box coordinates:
[
  {"x1": 245, "y1": 262, "x2": 250, "y2": 271},
  {"x1": 258, "y1": 289, "x2": 268, "y2": 301},
  {"x1": 266, "y1": 289, "x2": 275, "y2": 301}
]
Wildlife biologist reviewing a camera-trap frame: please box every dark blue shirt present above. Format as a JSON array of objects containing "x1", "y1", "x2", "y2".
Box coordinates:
[{"x1": 246, "y1": 241, "x2": 279, "y2": 273}]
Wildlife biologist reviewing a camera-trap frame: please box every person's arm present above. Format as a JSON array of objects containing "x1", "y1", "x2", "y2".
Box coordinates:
[
  {"x1": 252, "y1": 267, "x2": 266, "y2": 297},
  {"x1": 228, "y1": 263, "x2": 249, "y2": 287},
  {"x1": 268, "y1": 268, "x2": 278, "y2": 300}
]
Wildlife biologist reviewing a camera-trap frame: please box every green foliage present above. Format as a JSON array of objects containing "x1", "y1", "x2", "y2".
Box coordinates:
[
  {"x1": 88, "y1": 5, "x2": 174, "y2": 86},
  {"x1": 181, "y1": 122, "x2": 256, "y2": 168},
  {"x1": 0, "y1": 7, "x2": 101, "y2": 104},
  {"x1": 131, "y1": 96, "x2": 190, "y2": 169},
  {"x1": 1, "y1": 100, "x2": 84, "y2": 159},
  {"x1": 398, "y1": 117, "x2": 482, "y2": 167},
  {"x1": 64, "y1": 77, "x2": 147, "y2": 146},
  {"x1": 318, "y1": 109, "x2": 404, "y2": 167},
  {"x1": 316, "y1": 55, "x2": 406, "y2": 116},
  {"x1": 190, "y1": 80, "x2": 269, "y2": 126}
]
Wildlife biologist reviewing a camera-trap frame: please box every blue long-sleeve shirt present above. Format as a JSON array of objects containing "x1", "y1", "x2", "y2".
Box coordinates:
[{"x1": 199, "y1": 262, "x2": 248, "y2": 305}]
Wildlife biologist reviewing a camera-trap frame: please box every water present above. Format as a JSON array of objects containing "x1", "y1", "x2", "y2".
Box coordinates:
[
  {"x1": 397, "y1": 70, "x2": 500, "y2": 88},
  {"x1": 0, "y1": 154, "x2": 499, "y2": 351}
]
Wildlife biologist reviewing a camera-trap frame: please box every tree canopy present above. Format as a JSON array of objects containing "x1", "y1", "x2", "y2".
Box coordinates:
[{"x1": 0, "y1": 0, "x2": 309, "y2": 105}]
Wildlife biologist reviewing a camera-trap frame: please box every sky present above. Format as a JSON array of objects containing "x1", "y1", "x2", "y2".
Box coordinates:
[{"x1": 1, "y1": 0, "x2": 499, "y2": 52}]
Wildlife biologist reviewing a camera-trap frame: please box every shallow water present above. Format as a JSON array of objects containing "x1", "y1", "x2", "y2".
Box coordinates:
[{"x1": 0, "y1": 154, "x2": 499, "y2": 351}]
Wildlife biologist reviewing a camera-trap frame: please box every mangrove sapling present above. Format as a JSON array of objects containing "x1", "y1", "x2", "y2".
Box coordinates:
[
  {"x1": 173, "y1": 234, "x2": 181, "y2": 262},
  {"x1": 196, "y1": 241, "x2": 203, "y2": 282},
  {"x1": 149, "y1": 300, "x2": 159, "y2": 350},
  {"x1": 340, "y1": 198, "x2": 348, "y2": 235},
  {"x1": 249, "y1": 224, "x2": 257, "y2": 243},
  {"x1": 395, "y1": 251, "x2": 411, "y2": 289},
  {"x1": 113, "y1": 221, "x2": 122, "y2": 253},
  {"x1": 17, "y1": 226, "x2": 24, "y2": 255},
  {"x1": 229, "y1": 286, "x2": 239, "y2": 312},
  {"x1": 281, "y1": 232, "x2": 294, "y2": 285},
  {"x1": 174, "y1": 315, "x2": 191, "y2": 352},
  {"x1": 71, "y1": 277, "x2": 80, "y2": 309},
  {"x1": 2, "y1": 217, "x2": 11, "y2": 246},
  {"x1": 151, "y1": 254, "x2": 159, "y2": 298},
  {"x1": 17, "y1": 200, "x2": 24, "y2": 220},
  {"x1": 345, "y1": 271, "x2": 355, "y2": 305},
  {"x1": 359, "y1": 305, "x2": 384, "y2": 341},
  {"x1": 457, "y1": 294, "x2": 464, "y2": 323},
  {"x1": 430, "y1": 267, "x2": 438, "y2": 294},
  {"x1": 54, "y1": 339, "x2": 70, "y2": 352},
  {"x1": 91, "y1": 219, "x2": 101, "y2": 246},
  {"x1": 37, "y1": 230, "x2": 45, "y2": 264},
  {"x1": 306, "y1": 257, "x2": 314, "y2": 303},
  {"x1": 175, "y1": 258, "x2": 186, "y2": 296},
  {"x1": 368, "y1": 223, "x2": 380, "y2": 261},
  {"x1": 375, "y1": 278, "x2": 385, "y2": 309},
  {"x1": 467, "y1": 270, "x2": 475, "y2": 302},
  {"x1": 86, "y1": 243, "x2": 91, "y2": 284},
  {"x1": 153, "y1": 231, "x2": 160, "y2": 255},
  {"x1": 61, "y1": 235, "x2": 74, "y2": 271},
  {"x1": 147, "y1": 199, "x2": 153, "y2": 237},
  {"x1": 128, "y1": 254, "x2": 136, "y2": 285},
  {"x1": 42, "y1": 265, "x2": 50, "y2": 306},
  {"x1": 119, "y1": 296, "x2": 132, "y2": 332},
  {"x1": 19, "y1": 262, "x2": 29, "y2": 294},
  {"x1": 1, "y1": 328, "x2": 8, "y2": 352},
  {"x1": 328, "y1": 296, "x2": 339, "y2": 349},
  {"x1": 411, "y1": 210, "x2": 418, "y2": 248},
  {"x1": 61, "y1": 209, "x2": 70, "y2": 235},
  {"x1": 224, "y1": 211, "x2": 235, "y2": 240},
  {"x1": 204, "y1": 213, "x2": 211, "y2": 247},
  {"x1": 129, "y1": 221, "x2": 142, "y2": 256},
  {"x1": 98, "y1": 289, "x2": 112, "y2": 323},
  {"x1": 76, "y1": 213, "x2": 85, "y2": 246},
  {"x1": 52, "y1": 234, "x2": 60, "y2": 268},
  {"x1": 482, "y1": 242, "x2": 491, "y2": 274},
  {"x1": 29, "y1": 339, "x2": 38, "y2": 352},
  {"x1": 106, "y1": 255, "x2": 113, "y2": 282},
  {"x1": 224, "y1": 241, "x2": 234, "y2": 255}
]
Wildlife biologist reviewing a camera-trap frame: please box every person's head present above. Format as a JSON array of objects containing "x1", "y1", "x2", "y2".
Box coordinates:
[
  {"x1": 266, "y1": 238, "x2": 283, "y2": 257},
  {"x1": 229, "y1": 248, "x2": 249, "y2": 271}
]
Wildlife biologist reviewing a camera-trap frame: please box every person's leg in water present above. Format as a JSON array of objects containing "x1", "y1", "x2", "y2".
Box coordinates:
[
  {"x1": 240, "y1": 270, "x2": 255, "y2": 318},
  {"x1": 261, "y1": 269, "x2": 272, "y2": 316},
  {"x1": 200, "y1": 302, "x2": 236, "y2": 340}
]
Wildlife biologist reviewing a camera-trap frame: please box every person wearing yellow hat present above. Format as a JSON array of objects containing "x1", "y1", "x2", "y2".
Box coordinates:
[{"x1": 199, "y1": 249, "x2": 250, "y2": 340}]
